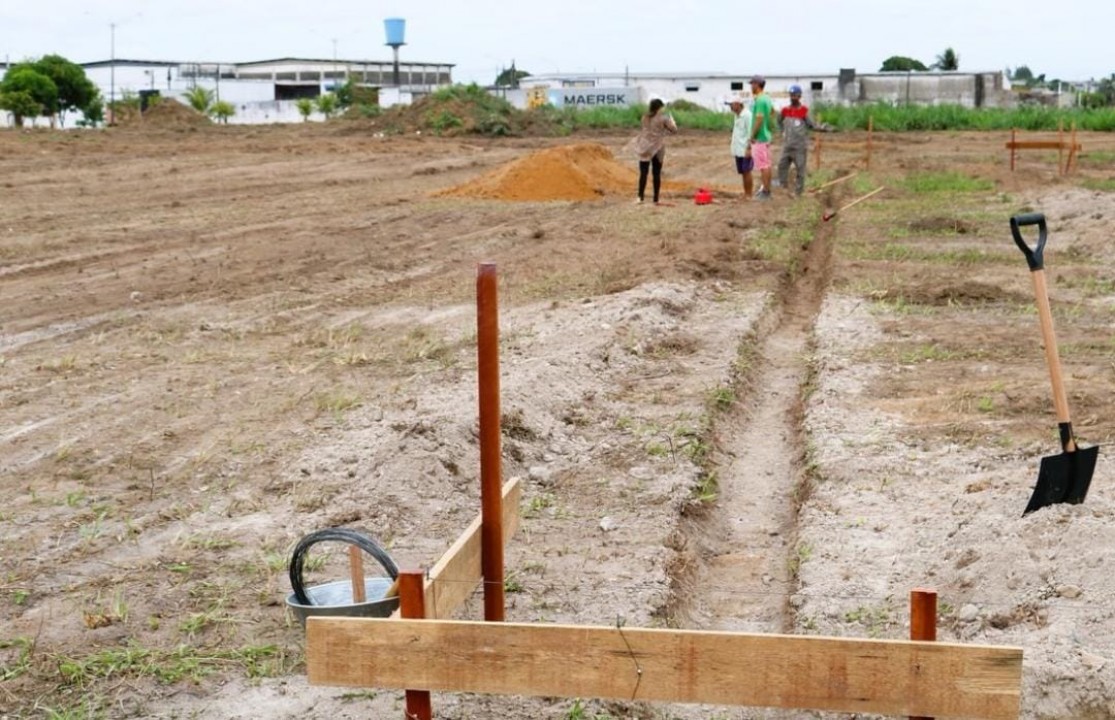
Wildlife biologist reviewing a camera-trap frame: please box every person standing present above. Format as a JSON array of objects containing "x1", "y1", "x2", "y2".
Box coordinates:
[
  {"x1": 777, "y1": 84, "x2": 833, "y2": 196},
  {"x1": 727, "y1": 96, "x2": 754, "y2": 200},
  {"x1": 747, "y1": 75, "x2": 775, "y2": 201},
  {"x1": 633, "y1": 98, "x2": 678, "y2": 205}
]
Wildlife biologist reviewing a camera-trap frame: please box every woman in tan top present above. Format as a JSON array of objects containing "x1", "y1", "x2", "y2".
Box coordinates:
[{"x1": 632, "y1": 98, "x2": 678, "y2": 205}]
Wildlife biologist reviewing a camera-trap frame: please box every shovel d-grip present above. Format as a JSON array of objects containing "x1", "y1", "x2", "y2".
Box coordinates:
[{"x1": 1011, "y1": 212, "x2": 1099, "y2": 515}]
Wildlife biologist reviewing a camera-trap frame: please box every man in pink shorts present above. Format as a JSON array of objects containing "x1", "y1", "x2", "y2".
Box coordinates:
[{"x1": 747, "y1": 75, "x2": 775, "y2": 201}]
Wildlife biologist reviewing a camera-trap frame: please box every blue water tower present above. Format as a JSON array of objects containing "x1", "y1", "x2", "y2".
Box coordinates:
[{"x1": 385, "y1": 18, "x2": 406, "y2": 86}]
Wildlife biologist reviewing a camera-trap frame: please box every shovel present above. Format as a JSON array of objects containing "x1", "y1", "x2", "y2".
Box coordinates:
[{"x1": 1011, "y1": 213, "x2": 1099, "y2": 515}]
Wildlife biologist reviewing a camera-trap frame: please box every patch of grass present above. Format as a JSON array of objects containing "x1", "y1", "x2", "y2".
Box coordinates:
[
  {"x1": 1, "y1": 637, "x2": 33, "y2": 681},
  {"x1": 843, "y1": 241, "x2": 1014, "y2": 266},
  {"x1": 56, "y1": 643, "x2": 285, "y2": 687},
  {"x1": 691, "y1": 470, "x2": 719, "y2": 503},
  {"x1": 901, "y1": 171, "x2": 994, "y2": 193},
  {"x1": 1078, "y1": 150, "x2": 1115, "y2": 166},
  {"x1": 1057, "y1": 272, "x2": 1115, "y2": 297},
  {"x1": 314, "y1": 391, "x2": 361, "y2": 416},
  {"x1": 524, "y1": 493, "x2": 555, "y2": 519},
  {"x1": 843, "y1": 604, "x2": 893, "y2": 638},
  {"x1": 706, "y1": 386, "x2": 735, "y2": 413},
  {"x1": 787, "y1": 542, "x2": 813, "y2": 579},
  {"x1": 897, "y1": 343, "x2": 958, "y2": 364},
  {"x1": 1081, "y1": 177, "x2": 1115, "y2": 192}
]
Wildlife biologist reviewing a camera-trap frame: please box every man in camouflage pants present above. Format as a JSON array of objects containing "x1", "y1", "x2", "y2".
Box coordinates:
[{"x1": 777, "y1": 85, "x2": 832, "y2": 196}]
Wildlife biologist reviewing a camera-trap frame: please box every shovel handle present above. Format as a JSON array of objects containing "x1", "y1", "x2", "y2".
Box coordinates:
[
  {"x1": 1010, "y1": 213, "x2": 1047, "y2": 271},
  {"x1": 1014, "y1": 214, "x2": 1076, "y2": 450}
]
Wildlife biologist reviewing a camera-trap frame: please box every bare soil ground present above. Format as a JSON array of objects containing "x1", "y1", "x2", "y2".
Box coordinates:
[{"x1": 2, "y1": 122, "x2": 1115, "y2": 719}]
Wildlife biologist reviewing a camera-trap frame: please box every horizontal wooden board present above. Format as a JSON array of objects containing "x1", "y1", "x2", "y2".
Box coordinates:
[
  {"x1": 1006, "y1": 141, "x2": 1082, "y2": 150},
  {"x1": 307, "y1": 618, "x2": 1022, "y2": 719},
  {"x1": 389, "y1": 477, "x2": 521, "y2": 620}
]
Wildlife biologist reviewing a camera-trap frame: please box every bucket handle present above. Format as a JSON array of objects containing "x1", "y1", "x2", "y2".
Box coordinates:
[{"x1": 289, "y1": 528, "x2": 399, "y2": 606}]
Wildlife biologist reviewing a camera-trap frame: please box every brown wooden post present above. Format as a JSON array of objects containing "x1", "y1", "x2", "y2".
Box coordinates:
[
  {"x1": 349, "y1": 546, "x2": 366, "y2": 603},
  {"x1": 400, "y1": 569, "x2": 432, "y2": 720},
  {"x1": 476, "y1": 262, "x2": 505, "y2": 622},
  {"x1": 866, "y1": 116, "x2": 873, "y2": 170},
  {"x1": 1058, "y1": 119, "x2": 1065, "y2": 175},
  {"x1": 1068, "y1": 121, "x2": 1079, "y2": 174},
  {"x1": 909, "y1": 588, "x2": 938, "y2": 720},
  {"x1": 1010, "y1": 128, "x2": 1016, "y2": 171}
]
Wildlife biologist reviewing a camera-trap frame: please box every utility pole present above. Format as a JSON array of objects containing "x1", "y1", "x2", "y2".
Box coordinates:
[{"x1": 109, "y1": 22, "x2": 116, "y2": 124}]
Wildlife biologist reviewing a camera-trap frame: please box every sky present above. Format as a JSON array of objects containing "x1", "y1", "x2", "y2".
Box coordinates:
[{"x1": 2, "y1": 0, "x2": 1112, "y2": 84}]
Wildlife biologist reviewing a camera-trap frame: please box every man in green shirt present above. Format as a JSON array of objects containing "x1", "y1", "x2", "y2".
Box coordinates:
[{"x1": 748, "y1": 75, "x2": 775, "y2": 201}]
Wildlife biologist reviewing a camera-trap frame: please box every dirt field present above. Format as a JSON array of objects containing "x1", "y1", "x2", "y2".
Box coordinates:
[{"x1": 2, "y1": 120, "x2": 1115, "y2": 719}]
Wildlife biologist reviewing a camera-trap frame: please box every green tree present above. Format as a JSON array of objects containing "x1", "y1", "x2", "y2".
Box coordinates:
[
  {"x1": 314, "y1": 93, "x2": 338, "y2": 119},
  {"x1": 334, "y1": 79, "x2": 355, "y2": 108},
  {"x1": 77, "y1": 89, "x2": 104, "y2": 126},
  {"x1": 183, "y1": 86, "x2": 215, "y2": 114},
  {"x1": 934, "y1": 47, "x2": 960, "y2": 71},
  {"x1": 494, "y1": 66, "x2": 530, "y2": 87},
  {"x1": 880, "y1": 56, "x2": 928, "y2": 72},
  {"x1": 32, "y1": 54, "x2": 97, "y2": 126},
  {"x1": 210, "y1": 100, "x2": 235, "y2": 124},
  {"x1": 0, "y1": 66, "x2": 58, "y2": 124},
  {"x1": 295, "y1": 97, "x2": 314, "y2": 121},
  {"x1": 0, "y1": 90, "x2": 43, "y2": 127},
  {"x1": 1011, "y1": 65, "x2": 1035, "y2": 85}
]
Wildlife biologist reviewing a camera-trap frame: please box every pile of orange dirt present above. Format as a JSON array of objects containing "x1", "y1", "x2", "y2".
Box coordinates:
[
  {"x1": 114, "y1": 99, "x2": 211, "y2": 129},
  {"x1": 436, "y1": 143, "x2": 689, "y2": 202}
]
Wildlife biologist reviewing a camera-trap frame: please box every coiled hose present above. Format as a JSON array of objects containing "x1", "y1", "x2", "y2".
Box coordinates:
[{"x1": 289, "y1": 527, "x2": 399, "y2": 606}]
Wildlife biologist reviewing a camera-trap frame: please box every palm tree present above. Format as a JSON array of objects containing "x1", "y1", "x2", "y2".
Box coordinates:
[
  {"x1": 934, "y1": 48, "x2": 960, "y2": 71},
  {"x1": 183, "y1": 86, "x2": 214, "y2": 114},
  {"x1": 211, "y1": 100, "x2": 235, "y2": 125}
]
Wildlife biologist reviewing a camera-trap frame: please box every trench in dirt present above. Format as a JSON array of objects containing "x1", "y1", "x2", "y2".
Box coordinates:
[{"x1": 670, "y1": 202, "x2": 836, "y2": 634}]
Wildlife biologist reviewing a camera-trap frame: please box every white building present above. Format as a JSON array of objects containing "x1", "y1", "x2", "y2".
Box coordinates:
[
  {"x1": 1, "y1": 56, "x2": 454, "y2": 127},
  {"x1": 514, "y1": 68, "x2": 1013, "y2": 111}
]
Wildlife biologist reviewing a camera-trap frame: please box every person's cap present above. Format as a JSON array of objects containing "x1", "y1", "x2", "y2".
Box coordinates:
[
  {"x1": 789, "y1": 84, "x2": 803, "y2": 95},
  {"x1": 725, "y1": 95, "x2": 745, "y2": 106},
  {"x1": 749, "y1": 75, "x2": 765, "y2": 86}
]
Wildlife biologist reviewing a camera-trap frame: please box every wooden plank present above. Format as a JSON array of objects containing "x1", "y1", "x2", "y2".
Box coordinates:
[
  {"x1": 307, "y1": 619, "x2": 1022, "y2": 720},
  {"x1": 1005, "y1": 141, "x2": 1082, "y2": 150},
  {"x1": 389, "y1": 477, "x2": 521, "y2": 620}
]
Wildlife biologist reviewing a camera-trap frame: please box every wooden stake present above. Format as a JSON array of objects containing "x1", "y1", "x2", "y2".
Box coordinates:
[
  {"x1": 349, "y1": 546, "x2": 366, "y2": 604},
  {"x1": 909, "y1": 588, "x2": 938, "y2": 720},
  {"x1": 476, "y1": 262, "x2": 505, "y2": 622},
  {"x1": 399, "y1": 570, "x2": 432, "y2": 720},
  {"x1": 1058, "y1": 119, "x2": 1065, "y2": 176},
  {"x1": 866, "y1": 116, "x2": 874, "y2": 170},
  {"x1": 808, "y1": 172, "x2": 858, "y2": 194},
  {"x1": 1010, "y1": 128, "x2": 1016, "y2": 172}
]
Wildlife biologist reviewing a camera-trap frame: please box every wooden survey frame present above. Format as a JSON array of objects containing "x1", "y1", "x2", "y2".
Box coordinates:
[
  {"x1": 306, "y1": 617, "x2": 1022, "y2": 719},
  {"x1": 1006, "y1": 122, "x2": 1081, "y2": 175}
]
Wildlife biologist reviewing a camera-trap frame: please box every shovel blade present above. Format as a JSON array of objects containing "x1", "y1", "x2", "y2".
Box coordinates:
[{"x1": 1023, "y1": 445, "x2": 1099, "y2": 516}]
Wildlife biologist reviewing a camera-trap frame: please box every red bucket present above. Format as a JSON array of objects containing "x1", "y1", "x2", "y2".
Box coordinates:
[{"x1": 694, "y1": 188, "x2": 713, "y2": 205}]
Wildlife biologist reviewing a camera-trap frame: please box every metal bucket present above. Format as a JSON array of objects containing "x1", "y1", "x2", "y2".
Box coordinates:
[{"x1": 286, "y1": 577, "x2": 399, "y2": 626}]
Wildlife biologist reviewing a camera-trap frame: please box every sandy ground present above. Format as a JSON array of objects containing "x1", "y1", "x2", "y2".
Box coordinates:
[{"x1": 2, "y1": 122, "x2": 1115, "y2": 719}]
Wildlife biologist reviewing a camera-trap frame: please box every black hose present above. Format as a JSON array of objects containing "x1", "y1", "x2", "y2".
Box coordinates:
[{"x1": 288, "y1": 528, "x2": 399, "y2": 606}]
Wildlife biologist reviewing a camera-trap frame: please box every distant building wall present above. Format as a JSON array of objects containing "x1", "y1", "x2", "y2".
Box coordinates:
[
  {"x1": 851, "y1": 72, "x2": 1009, "y2": 108},
  {"x1": 520, "y1": 70, "x2": 1012, "y2": 111}
]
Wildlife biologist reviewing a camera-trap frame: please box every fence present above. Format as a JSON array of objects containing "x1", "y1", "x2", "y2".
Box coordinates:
[{"x1": 1006, "y1": 121, "x2": 1082, "y2": 175}]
